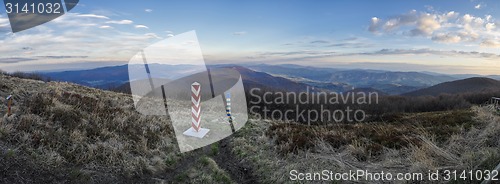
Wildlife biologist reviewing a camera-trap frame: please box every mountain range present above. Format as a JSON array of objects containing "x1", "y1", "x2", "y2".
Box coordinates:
[{"x1": 40, "y1": 64, "x2": 500, "y2": 96}]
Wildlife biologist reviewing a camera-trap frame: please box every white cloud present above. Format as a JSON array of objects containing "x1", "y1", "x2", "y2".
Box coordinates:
[
  {"x1": 0, "y1": 12, "x2": 162, "y2": 72},
  {"x1": 99, "y1": 25, "x2": 112, "y2": 29},
  {"x1": 480, "y1": 40, "x2": 500, "y2": 48},
  {"x1": 485, "y1": 15, "x2": 493, "y2": 22},
  {"x1": 0, "y1": 17, "x2": 9, "y2": 29},
  {"x1": 51, "y1": 13, "x2": 111, "y2": 28},
  {"x1": 145, "y1": 33, "x2": 161, "y2": 39},
  {"x1": 369, "y1": 10, "x2": 500, "y2": 47},
  {"x1": 369, "y1": 17, "x2": 379, "y2": 31},
  {"x1": 411, "y1": 13, "x2": 441, "y2": 36},
  {"x1": 369, "y1": 10, "x2": 443, "y2": 35},
  {"x1": 486, "y1": 23, "x2": 496, "y2": 31},
  {"x1": 460, "y1": 14, "x2": 485, "y2": 31},
  {"x1": 441, "y1": 11, "x2": 459, "y2": 21},
  {"x1": 256, "y1": 48, "x2": 500, "y2": 61},
  {"x1": 345, "y1": 48, "x2": 500, "y2": 59},
  {"x1": 166, "y1": 34, "x2": 174, "y2": 38},
  {"x1": 106, "y1": 20, "x2": 133, "y2": 24},
  {"x1": 135, "y1": 25, "x2": 149, "y2": 29},
  {"x1": 456, "y1": 31, "x2": 479, "y2": 42},
  {"x1": 76, "y1": 14, "x2": 110, "y2": 19},
  {"x1": 474, "y1": 4, "x2": 481, "y2": 9},
  {"x1": 145, "y1": 9, "x2": 153, "y2": 13},
  {"x1": 432, "y1": 33, "x2": 461, "y2": 43}
]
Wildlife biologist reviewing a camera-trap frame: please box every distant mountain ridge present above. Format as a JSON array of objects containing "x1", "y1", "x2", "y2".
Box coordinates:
[
  {"x1": 245, "y1": 64, "x2": 458, "y2": 94},
  {"x1": 39, "y1": 63, "x2": 499, "y2": 96},
  {"x1": 43, "y1": 64, "x2": 202, "y2": 89},
  {"x1": 93, "y1": 65, "x2": 324, "y2": 94},
  {"x1": 43, "y1": 65, "x2": 129, "y2": 89},
  {"x1": 404, "y1": 77, "x2": 500, "y2": 96},
  {"x1": 224, "y1": 65, "x2": 319, "y2": 92}
]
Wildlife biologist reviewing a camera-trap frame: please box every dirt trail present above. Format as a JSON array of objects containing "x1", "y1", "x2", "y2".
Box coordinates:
[
  {"x1": 212, "y1": 136, "x2": 258, "y2": 184},
  {"x1": 157, "y1": 135, "x2": 258, "y2": 183}
]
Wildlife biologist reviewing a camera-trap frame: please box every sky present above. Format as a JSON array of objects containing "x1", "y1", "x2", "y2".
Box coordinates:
[{"x1": 0, "y1": 0, "x2": 499, "y2": 75}]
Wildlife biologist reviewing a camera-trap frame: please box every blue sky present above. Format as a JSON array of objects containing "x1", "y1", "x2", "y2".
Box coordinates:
[{"x1": 0, "y1": 0, "x2": 499, "y2": 74}]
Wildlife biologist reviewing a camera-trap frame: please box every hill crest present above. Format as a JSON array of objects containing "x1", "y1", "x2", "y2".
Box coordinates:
[{"x1": 404, "y1": 77, "x2": 500, "y2": 96}]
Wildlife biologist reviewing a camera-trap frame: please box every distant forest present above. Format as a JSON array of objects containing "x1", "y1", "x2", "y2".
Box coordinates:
[{"x1": 247, "y1": 86, "x2": 500, "y2": 124}]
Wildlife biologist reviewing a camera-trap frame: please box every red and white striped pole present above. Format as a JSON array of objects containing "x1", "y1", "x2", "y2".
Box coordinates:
[
  {"x1": 183, "y1": 82, "x2": 210, "y2": 138},
  {"x1": 191, "y1": 82, "x2": 202, "y2": 132}
]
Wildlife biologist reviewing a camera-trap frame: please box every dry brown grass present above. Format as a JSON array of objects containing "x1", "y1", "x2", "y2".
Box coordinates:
[
  {"x1": 0, "y1": 75, "x2": 179, "y2": 181},
  {"x1": 231, "y1": 106, "x2": 500, "y2": 183},
  {"x1": 265, "y1": 109, "x2": 474, "y2": 158}
]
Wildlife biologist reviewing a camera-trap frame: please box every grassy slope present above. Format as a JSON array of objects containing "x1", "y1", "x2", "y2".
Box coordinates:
[
  {"x1": 0, "y1": 74, "x2": 237, "y2": 183},
  {"x1": 231, "y1": 107, "x2": 500, "y2": 183}
]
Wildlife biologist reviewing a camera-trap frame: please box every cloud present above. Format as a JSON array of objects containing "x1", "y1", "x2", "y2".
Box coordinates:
[
  {"x1": 327, "y1": 42, "x2": 373, "y2": 48},
  {"x1": 257, "y1": 48, "x2": 500, "y2": 61},
  {"x1": 0, "y1": 12, "x2": 162, "y2": 72},
  {"x1": 410, "y1": 13, "x2": 441, "y2": 36},
  {"x1": 76, "y1": 14, "x2": 110, "y2": 19},
  {"x1": 135, "y1": 25, "x2": 149, "y2": 29},
  {"x1": 258, "y1": 50, "x2": 336, "y2": 58},
  {"x1": 486, "y1": 23, "x2": 496, "y2": 31},
  {"x1": 341, "y1": 37, "x2": 358, "y2": 41},
  {"x1": 144, "y1": 33, "x2": 162, "y2": 39},
  {"x1": 50, "y1": 13, "x2": 115, "y2": 28},
  {"x1": 0, "y1": 16, "x2": 9, "y2": 27},
  {"x1": 480, "y1": 40, "x2": 500, "y2": 48},
  {"x1": 145, "y1": 9, "x2": 153, "y2": 13},
  {"x1": 474, "y1": 4, "x2": 482, "y2": 9},
  {"x1": 461, "y1": 14, "x2": 485, "y2": 31},
  {"x1": 346, "y1": 48, "x2": 500, "y2": 59},
  {"x1": 310, "y1": 40, "x2": 329, "y2": 44},
  {"x1": 369, "y1": 10, "x2": 500, "y2": 47},
  {"x1": 431, "y1": 33, "x2": 461, "y2": 43},
  {"x1": 106, "y1": 20, "x2": 133, "y2": 24},
  {"x1": 0, "y1": 57, "x2": 37, "y2": 63},
  {"x1": 36, "y1": 56, "x2": 89, "y2": 59},
  {"x1": 232, "y1": 31, "x2": 247, "y2": 36},
  {"x1": 369, "y1": 10, "x2": 442, "y2": 36},
  {"x1": 368, "y1": 17, "x2": 381, "y2": 32},
  {"x1": 99, "y1": 25, "x2": 112, "y2": 29},
  {"x1": 309, "y1": 37, "x2": 372, "y2": 48}
]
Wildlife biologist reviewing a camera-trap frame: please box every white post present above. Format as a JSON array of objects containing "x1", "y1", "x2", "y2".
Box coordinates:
[
  {"x1": 226, "y1": 92, "x2": 232, "y2": 121},
  {"x1": 6, "y1": 95, "x2": 12, "y2": 116}
]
